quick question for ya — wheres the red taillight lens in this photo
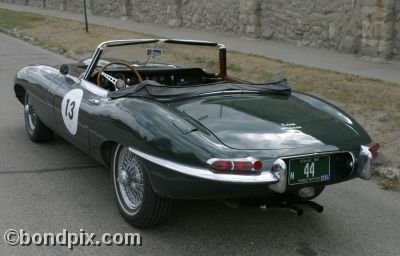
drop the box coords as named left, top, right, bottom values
left=253, top=160, right=263, bottom=171
left=233, top=161, right=253, bottom=171
left=211, top=160, right=233, bottom=172
left=208, top=158, right=262, bottom=172
left=369, top=143, right=380, bottom=158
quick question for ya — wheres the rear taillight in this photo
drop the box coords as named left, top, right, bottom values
left=253, top=160, right=263, bottom=171
left=232, top=161, right=253, bottom=171
left=207, top=158, right=263, bottom=173
left=368, top=143, right=380, bottom=158
left=210, top=160, right=233, bottom=172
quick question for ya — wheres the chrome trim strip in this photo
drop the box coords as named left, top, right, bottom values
left=196, top=90, right=265, bottom=97
left=83, top=38, right=221, bottom=80
left=128, top=147, right=278, bottom=184
left=83, top=47, right=102, bottom=80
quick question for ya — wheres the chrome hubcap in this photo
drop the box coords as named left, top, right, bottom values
left=117, top=147, right=144, bottom=210
left=118, top=170, right=129, bottom=186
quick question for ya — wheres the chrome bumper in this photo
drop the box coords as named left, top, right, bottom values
left=356, top=146, right=373, bottom=180
left=268, top=146, right=374, bottom=194
left=129, top=147, right=278, bottom=184
left=129, top=146, right=371, bottom=192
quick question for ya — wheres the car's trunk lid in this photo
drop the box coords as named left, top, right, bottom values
left=171, top=94, right=359, bottom=150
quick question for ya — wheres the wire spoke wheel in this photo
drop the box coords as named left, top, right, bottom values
left=24, top=94, right=37, bottom=132
left=116, top=147, right=145, bottom=210
left=112, top=145, right=172, bottom=227
left=23, top=92, right=53, bottom=142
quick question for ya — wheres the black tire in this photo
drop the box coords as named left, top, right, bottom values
left=24, top=93, right=53, bottom=142
left=112, top=144, right=172, bottom=228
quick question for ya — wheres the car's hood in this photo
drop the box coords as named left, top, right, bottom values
left=171, top=93, right=363, bottom=150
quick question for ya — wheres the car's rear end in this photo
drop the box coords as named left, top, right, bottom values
left=140, top=90, right=377, bottom=201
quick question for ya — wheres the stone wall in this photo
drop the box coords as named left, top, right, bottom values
left=2, top=0, right=29, bottom=4
left=90, top=0, right=125, bottom=17
left=128, top=0, right=167, bottom=24
left=89, top=0, right=168, bottom=23
left=27, top=0, right=44, bottom=7
left=361, top=0, right=397, bottom=59
left=180, top=0, right=240, bottom=32
left=48, top=0, right=83, bottom=12
left=259, top=0, right=364, bottom=54
left=1, top=0, right=400, bottom=60
left=394, top=0, right=400, bottom=57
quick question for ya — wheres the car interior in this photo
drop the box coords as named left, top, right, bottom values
left=91, top=67, right=223, bottom=91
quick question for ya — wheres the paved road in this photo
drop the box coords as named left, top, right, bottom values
left=0, top=33, right=399, bottom=256
left=1, top=2, right=400, bottom=84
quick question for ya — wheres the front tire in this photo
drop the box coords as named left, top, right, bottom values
left=24, top=92, right=53, bottom=142
left=112, top=145, right=172, bottom=228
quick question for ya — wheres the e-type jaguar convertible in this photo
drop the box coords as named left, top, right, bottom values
left=14, top=39, right=378, bottom=227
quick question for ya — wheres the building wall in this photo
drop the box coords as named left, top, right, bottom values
left=1, top=0, right=399, bottom=59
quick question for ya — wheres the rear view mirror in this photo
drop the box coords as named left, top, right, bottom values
left=59, top=64, right=69, bottom=75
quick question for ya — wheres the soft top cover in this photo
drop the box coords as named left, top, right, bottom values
left=109, top=77, right=291, bottom=102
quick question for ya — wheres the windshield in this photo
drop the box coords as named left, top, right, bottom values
left=100, top=41, right=220, bottom=74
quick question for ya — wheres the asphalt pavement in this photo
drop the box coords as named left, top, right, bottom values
left=0, top=33, right=400, bottom=256
left=0, top=2, right=400, bottom=84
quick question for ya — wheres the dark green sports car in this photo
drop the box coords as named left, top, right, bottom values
left=14, top=39, right=378, bottom=227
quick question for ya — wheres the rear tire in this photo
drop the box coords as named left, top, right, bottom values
left=112, top=145, right=172, bottom=228
left=24, top=92, right=53, bottom=142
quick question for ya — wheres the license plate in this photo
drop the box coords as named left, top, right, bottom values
left=288, top=156, right=330, bottom=185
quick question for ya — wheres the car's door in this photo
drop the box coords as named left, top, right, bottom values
left=51, top=75, right=104, bottom=153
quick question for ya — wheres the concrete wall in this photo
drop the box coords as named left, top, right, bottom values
left=1, top=0, right=400, bottom=60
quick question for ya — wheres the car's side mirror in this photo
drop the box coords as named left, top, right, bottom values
left=59, top=64, right=70, bottom=75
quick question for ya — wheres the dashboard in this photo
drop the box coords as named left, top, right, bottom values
left=94, top=67, right=221, bottom=90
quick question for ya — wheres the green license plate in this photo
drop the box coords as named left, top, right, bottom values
left=288, top=155, right=330, bottom=185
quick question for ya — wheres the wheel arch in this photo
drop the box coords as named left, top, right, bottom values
left=14, top=84, right=26, bottom=105
left=101, top=141, right=162, bottom=193
left=100, top=141, right=118, bottom=168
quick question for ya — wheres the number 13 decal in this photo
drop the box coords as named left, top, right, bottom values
left=65, top=99, right=76, bottom=120
left=61, top=89, right=83, bottom=135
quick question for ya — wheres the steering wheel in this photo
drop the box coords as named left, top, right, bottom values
left=96, top=61, right=143, bottom=90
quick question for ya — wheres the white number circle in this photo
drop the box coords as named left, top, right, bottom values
left=61, top=89, right=83, bottom=135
